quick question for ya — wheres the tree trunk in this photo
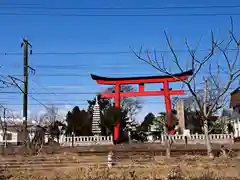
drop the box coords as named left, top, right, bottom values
left=203, top=119, right=214, bottom=158
left=164, top=126, right=171, bottom=157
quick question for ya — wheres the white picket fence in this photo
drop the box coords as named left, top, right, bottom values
left=60, top=136, right=113, bottom=146
left=233, top=118, right=240, bottom=137
left=58, top=133, right=234, bottom=146
left=155, top=134, right=234, bottom=144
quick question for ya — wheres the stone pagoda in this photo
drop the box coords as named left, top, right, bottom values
left=92, top=96, right=101, bottom=135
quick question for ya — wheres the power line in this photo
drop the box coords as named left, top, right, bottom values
left=0, top=88, right=236, bottom=95
left=31, top=80, right=73, bottom=106
left=0, top=48, right=237, bottom=56
left=0, top=3, right=41, bottom=6
left=0, top=97, right=88, bottom=101
left=0, top=97, right=182, bottom=103
left=27, top=95, right=74, bottom=123
left=0, top=91, right=97, bottom=95
left=0, top=102, right=175, bottom=106
left=0, top=65, right=186, bottom=69
left=0, top=12, right=240, bottom=17
left=0, top=97, right=182, bottom=105
left=4, top=64, right=240, bottom=70
left=29, top=94, right=50, bottom=108
left=3, top=100, right=240, bottom=106
left=1, top=5, right=240, bottom=10
left=18, top=74, right=158, bottom=77
left=25, top=89, right=73, bottom=122
left=9, top=73, right=234, bottom=77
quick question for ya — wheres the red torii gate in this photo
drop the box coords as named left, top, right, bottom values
left=91, top=70, right=193, bottom=143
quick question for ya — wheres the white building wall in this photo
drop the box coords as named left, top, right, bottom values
left=0, top=130, right=18, bottom=144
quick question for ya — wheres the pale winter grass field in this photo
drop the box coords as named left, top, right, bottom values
left=1, top=155, right=240, bottom=180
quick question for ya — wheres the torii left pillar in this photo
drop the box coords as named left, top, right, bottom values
left=114, top=84, right=121, bottom=142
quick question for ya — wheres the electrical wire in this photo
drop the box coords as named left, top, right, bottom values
left=0, top=97, right=88, bottom=101
left=1, top=48, right=235, bottom=56
left=0, top=12, right=240, bottom=17
left=6, top=74, right=210, bottom=77
left=1, top=4, right=240, bottom=10
left=8, top=73, right=235, bottom=77
left=0, top=87, right=237, bottom=95
left=31, top=80, right=74, bottom=106
left=2, top=101, right=165, bottom=105
left=3, top=100, right=240, bottom=106
left=3, top=64, right=240, bottom=70
left=0, top=91, right=97, bottom=95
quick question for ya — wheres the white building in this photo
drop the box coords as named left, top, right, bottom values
left=0, top=121, right=36, bottom=145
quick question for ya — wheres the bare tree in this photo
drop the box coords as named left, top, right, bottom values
left=105, top=85, right=142, bottom=118
left=30, top=106, right=64, bottom=154
left=41, top=105, right=66, bottom=143
left=41, top=105, right=58, bottom=124
left=132, top=18, right=240, bottom=157
left=30, top=113, right=48, bottom=154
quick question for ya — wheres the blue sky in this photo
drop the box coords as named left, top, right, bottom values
left=0, top=0, right=239, bottom=122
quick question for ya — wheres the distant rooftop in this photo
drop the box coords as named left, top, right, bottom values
left=231, top=87, right=240, bottom=95
left=230, top=87, right=240, bottom=108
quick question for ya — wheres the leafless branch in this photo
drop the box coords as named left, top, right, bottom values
left=214, top=95, right=229, bottom=111
left=164, top=31, right=184, bottom=72
left=208, top=64, right=220, bottom=89
left=185, top=40, right=196, bottom=69
left=208, top=126, right=214, bottom=133
left=217, top=41, right=233, bottom=71
left=229, top=17, right=240, bottom=46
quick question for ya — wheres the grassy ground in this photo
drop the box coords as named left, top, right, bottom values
left=1, top=156, right=240, bottom=180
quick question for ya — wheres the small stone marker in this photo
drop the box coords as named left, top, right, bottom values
left=108, top=151, right=113, bottom=168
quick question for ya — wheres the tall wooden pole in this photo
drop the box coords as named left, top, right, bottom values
left=23, top=40, right=29, bottom=145
left=203, top=78, right=207, bottom=117
left=203, top=77, right=213, bottom=157
left=3, top=108, right=6, bottom=148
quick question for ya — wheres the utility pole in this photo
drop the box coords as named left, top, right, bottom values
left=0, top=105, right=7, bottom=149
left=3, top=108, right=6, bottom=148
left=203, top=77, right=213, bottom=157
left=22, top=40, right=30, bottom=146
left=203, top=77, right=208, bottom=116
left=7, top=39, right=34, bottom=148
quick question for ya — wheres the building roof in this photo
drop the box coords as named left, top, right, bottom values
left=0, top=121, right=36, bottom=133
left=230, top=87, right=240, bottom=95
left=230, top=87, right=240, bottom=108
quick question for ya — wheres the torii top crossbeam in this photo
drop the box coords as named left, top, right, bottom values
left=90, top=70, right=193, bottom=143
left=91, top=70, right=193, bottom=85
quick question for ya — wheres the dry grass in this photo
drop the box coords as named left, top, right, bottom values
left=0, top=156, right=239, bottom=180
